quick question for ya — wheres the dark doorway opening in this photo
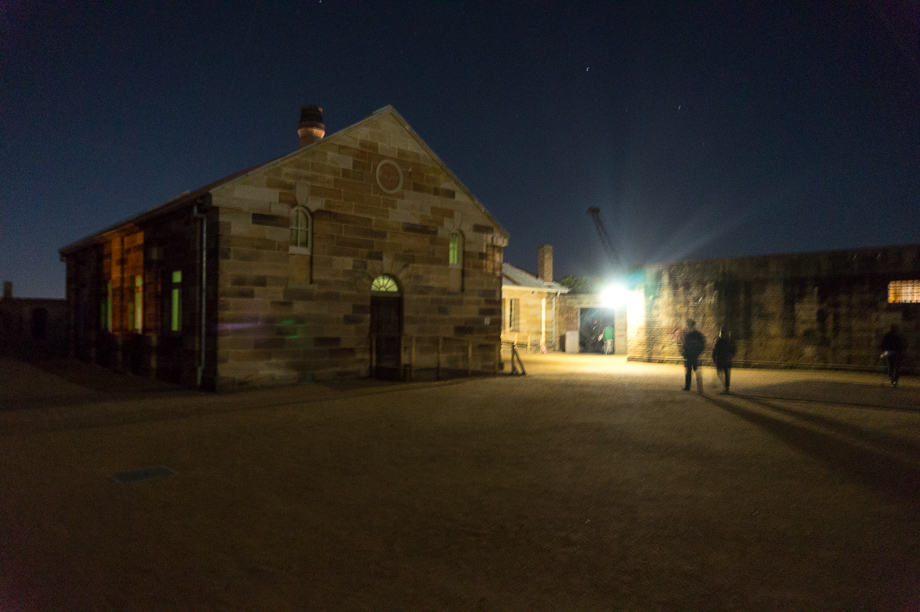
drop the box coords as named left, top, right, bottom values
left=370, top=274, right=403, bottom=380
left=371, top=296, right=402, bottom=379
left=579, top=307, right=614, bottom=354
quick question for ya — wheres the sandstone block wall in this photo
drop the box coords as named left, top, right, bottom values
left=630, top=245, right=920, bottom=372
left=210, top=110, right=505, bottom=388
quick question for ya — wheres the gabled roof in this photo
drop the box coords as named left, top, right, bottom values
left=61, top=105, right=507, bottom=254
left=502, top=262, right=569, bottom=293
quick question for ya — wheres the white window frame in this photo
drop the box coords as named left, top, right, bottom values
left=290, top=206, right=312, bottom=253
left=508, top=297, right=520, bottom=331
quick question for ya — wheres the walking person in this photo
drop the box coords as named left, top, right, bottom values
left=680, top=319, right=706, bottom=392
left=880, top=324, right=906, bottom=387
left=602, top=323, right=614, bottom=355
left=712, top=327, right=736, bottom=394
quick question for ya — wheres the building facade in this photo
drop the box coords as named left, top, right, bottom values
left=60, top=106, right=508, bottom=389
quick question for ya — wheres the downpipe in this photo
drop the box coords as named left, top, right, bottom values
left=192, top=197, right=210, bottom=388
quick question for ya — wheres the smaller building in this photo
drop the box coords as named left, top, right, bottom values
left=0, top=282, right=67, bottom=356
left=501, top=245, right=569, bottom=351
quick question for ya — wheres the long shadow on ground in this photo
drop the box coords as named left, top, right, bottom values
left=739, top=380, right=917, bottom=412
left=704, top=393, right=920, bottom=506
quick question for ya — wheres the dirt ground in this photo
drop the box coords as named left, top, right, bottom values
left=1, top=354, right=918, bottom=610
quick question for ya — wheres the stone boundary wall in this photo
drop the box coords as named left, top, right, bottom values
left=629, top=245, right=920, bottom=373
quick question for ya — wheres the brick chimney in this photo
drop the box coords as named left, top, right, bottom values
left=537, top=245, right=553, bottom=282
left=298, top=105, right=325, bottom=147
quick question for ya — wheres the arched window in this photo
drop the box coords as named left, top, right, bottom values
left=449, top=231, right=463, bottom=267
left=290, top=206, right=311, bottom=250
left=371, top=275, right=400, bottom=294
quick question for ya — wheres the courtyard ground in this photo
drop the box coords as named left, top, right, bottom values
left=0, top=353, right=918, bottom=610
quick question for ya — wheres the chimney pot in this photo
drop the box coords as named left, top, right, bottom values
left=298, top=105, right=325, bottom=147
left=537, top=245, right=553, bottom=283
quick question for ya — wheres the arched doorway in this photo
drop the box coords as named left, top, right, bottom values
left=370, top=275, right=402, bottom=379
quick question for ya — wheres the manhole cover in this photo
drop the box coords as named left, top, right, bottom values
left=111, top=466, right=175, bottom=483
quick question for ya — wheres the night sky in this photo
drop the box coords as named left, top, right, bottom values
left=2, top=2, right=918, bottom=298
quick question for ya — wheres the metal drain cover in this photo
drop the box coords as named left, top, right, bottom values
left=111, top=466, right=175, bottom=483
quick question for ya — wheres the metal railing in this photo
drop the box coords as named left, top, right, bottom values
left=370, top=334, right=505, bottom=381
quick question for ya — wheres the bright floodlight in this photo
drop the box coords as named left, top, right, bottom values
left=600, top=283, right=628, bottom=308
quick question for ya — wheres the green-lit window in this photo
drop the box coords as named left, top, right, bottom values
left=170, top=270, right=182, bottom=332
left=101, top=281, right=112, bottom=331
left=449, top=232, right=463, bottom=266
left=290, top=206, right=311, bottom=250
left=371, top=275, right=400, bottom=294
left=133, top=276, right=143, bottom=332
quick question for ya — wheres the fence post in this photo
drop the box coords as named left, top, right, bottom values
left=508, top=342, right=527, bottom=376
left=410, top=336, right=416, bottom=381
left=468, top=339, right=473, bottom=376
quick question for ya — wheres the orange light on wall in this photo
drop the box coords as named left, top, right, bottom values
left=888, top=280, right=920, bottom=304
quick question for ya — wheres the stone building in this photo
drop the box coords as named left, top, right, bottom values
left=0, top=282, right=67, bottom=356
left=60, top=106, right=508, bottom=389
left=501, top=245, right=569, bottom=351
left=625, top=245, right=920, bottom=373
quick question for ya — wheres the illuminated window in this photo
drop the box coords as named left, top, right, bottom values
left=290, top=206, right=311, bottom=250
left=100, top=281, right=112, bottom=331
left=888, top=280, right=920, bottom=304
left=132, top=276, right=143, bottom=332
left=170, top=270, right=182, bottom=332
left=449, top=232, right=463, bottom=266
left=507, top=297, right=520, bottom=331
left=371, top=275, right=400, bottom=294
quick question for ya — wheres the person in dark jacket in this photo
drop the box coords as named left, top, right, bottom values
left=880, top=324, right=907, bottom=387
left=712, top=327, right=736, bottom=394
left=681, top=319, right=706, bottom=392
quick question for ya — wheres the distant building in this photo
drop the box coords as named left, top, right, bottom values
left=501, top=245, right=569, bottom=352
left=0, top=282, right=67, bottom=356
left=60, top=106, right=508, bottom=389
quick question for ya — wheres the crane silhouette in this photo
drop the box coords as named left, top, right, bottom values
left=587, top=207, right=622, bottom=271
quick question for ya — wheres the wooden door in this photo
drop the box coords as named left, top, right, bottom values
left=371, top=295, right=402, bottom=379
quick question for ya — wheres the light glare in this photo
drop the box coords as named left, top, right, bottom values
left=600, top=283, right=629, bottom=308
